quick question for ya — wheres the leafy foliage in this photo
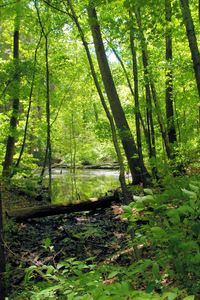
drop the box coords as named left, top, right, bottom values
left=123, top=176, right=200, bottom=295
left=7, top=176, right=200, bottom=299
left=9, top=257, right=194, bottom=300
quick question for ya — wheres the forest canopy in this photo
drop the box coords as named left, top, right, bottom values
left=0, top=0, right=199, bottom=183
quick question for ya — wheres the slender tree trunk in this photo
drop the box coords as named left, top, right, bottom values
left=180, top=0, right=200, bottom=98
left=131, top=9, right=157, bottom=177
left=0, top=185, right=5, bottom=300
left=40, top=144, right=48, bottom=179
left=2, top=0, right=20, bottom=177
left=109, top=44, right=149, bottom=146
left=130, top=19, right=147, bottom=186
left=35, top=0, right=52, bottom=197
left=135, top=7, right=172, bottom=160
left=70, top=112, right=78, bottom=200
left=87, top=4, right=149, bottom=184
left=144, top=79, right=157, bottom=177
left=165, top=0, right=177, bottom=144
left=67, top=0, right=129, bottom=201
left=93, top=103, right=99, bottom=122
left=14, top=33, right=42, bottom=171
left=45, top=35, right=52, bottom=198
left=199, top=0, right=200, bottom=22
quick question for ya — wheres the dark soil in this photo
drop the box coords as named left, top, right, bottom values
left=5, top=203, right=129, bottom=293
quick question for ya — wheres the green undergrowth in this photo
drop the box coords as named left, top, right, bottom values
left=8, top=175, right=200, bottom=300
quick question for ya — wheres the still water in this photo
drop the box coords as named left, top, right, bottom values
left=51, top=168, right=120, bottom=204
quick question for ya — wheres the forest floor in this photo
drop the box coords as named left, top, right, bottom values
left=4, top=188, right=131, bottom=295
left=3, top=166, right=200, bottom=299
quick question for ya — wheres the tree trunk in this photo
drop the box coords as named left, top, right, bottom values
left=45, top=35, right=52, bottom=198
left=67, top=0, right=129, bottom=203
left=14, top=33, right=42, bottom=172
left=87, top=4, right=149, bottom=184
left=7, top=194, right=120, bottom=221
left=165, top=0, right=177, bottom=144
left=2, top=1, right=20, bottom=177
left=35, top=0, right=52, bottom=198
left=180, top=0, right=200, bottom=98
left=130, top=19, right=148, bottom=186
left=135, top=7, right=172, bottom=160
left=0, top=185, right=6, bottom=300
left=131, top=8, right=157, bottom=177
left=108, top=43, right=149, bottom=151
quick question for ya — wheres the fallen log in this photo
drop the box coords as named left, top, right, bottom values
left=6, top=193, right=120, bottom=222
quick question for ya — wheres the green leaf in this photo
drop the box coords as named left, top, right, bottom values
left=107, top=271, right=119, bottom=279
left=134, top=195, right=154, bottom=205
left=42, top=238, right=52, bottom=249
left=133, top=195, right=144, bottom=202
left=167, top=209, right=180, bottom=224
left=146, top=282, right=156, bottom=293
left=142, top=195, right=155, bottom=202
left=151, top=227, right=167, bottom=239
left=161, top=291, right=178, bottom=300
left=177, top=205, right=194, bottom=215
left=189, top=184, right=199, bottom=193
left=123, top=205, right=132, bottom=213
left=190, top=253, right=200, bottom=264
left=181, top=189, right=197, bottom=201
left=183, top=296, right=195, bottom=300
left=143, top=188, right=154, bottom=195
left=152, top=262, right=160, bottom=279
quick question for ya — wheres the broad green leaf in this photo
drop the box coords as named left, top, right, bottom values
left=189, top=184, right=199, bottom=193
left=107, top=271, right=119, bottom=279
left=181, top=189, right=197, bottom=201
left=133, top=195, right=144, bottom=202
left=183, top=296, right=195, bottom=300
left=143, top=188, right=154, bottom=195
left=161, top=291, right=178, bottom=300
left=123, top=205, right=133, bottom=213
left=134, top=195, right=154, bottom=204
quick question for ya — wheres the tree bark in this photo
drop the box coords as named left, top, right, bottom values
left=131, top=8, right=157, bottom=177
left=180, top=0, right=200, bottom=98
left=87, top=4, right=149, bottom=184
left=129, top=18, right=148, bottom=186
left=14, top=33, right=42, bottom=171
left=108, top=43, right=149, bottom=150
left=135, top=7, right=172, bottom=160
left=165, top=0, right=177, bottom=144
left=7, top=194, right=120, bottom=221
left=2, top=0, right=20, bottom=177
left=35, top=0, right=52, bottom=198
left=67, top=0, right=129, bottom=202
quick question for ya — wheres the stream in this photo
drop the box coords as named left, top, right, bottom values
left=51, top=168, right=122, bottom=204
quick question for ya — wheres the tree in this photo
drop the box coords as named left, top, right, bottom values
left=165, top=0, right=177, bottom=145
left=129, top=13, right=147, bottom=185
left=35, top=0, right=52, bottom=198
left=2, top=0, right=21, bottom=177
left=134, top=6, right=172, bottom=160
left=180, top=0, right=200, bottom=98
left=87, top=2, right=149, bottom=185
left=66, top=0, right=129, bottom=201
left=14, top=33, right=42, bottom=172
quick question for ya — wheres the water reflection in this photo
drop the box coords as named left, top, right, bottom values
left=51, top=168, right=120, bottom=204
